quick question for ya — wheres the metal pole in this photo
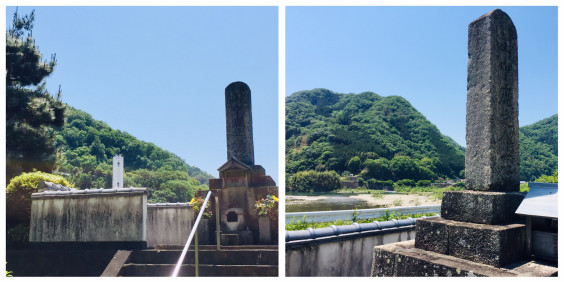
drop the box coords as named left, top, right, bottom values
left=171, top=191, right=212, bottom=277
left=195, top=231, right=199, bottom=277
left=215, top=195, right=220, bottom=250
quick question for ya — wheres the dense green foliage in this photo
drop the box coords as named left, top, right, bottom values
left=287, top=170, right=341, bottom=192
left=6, top=171, right=73, bottom=247
left=286, top=89, right=558, bottom=188
left=534, top=170, right=558, bottom=183
left=54, top=107, right=213, bottom=203
left=286, top=89, right=465, bottom=188
left=519, top=114, right=558, bottom=181
left=6, top=9, right=66, bottom=181
left=6, top=171, right=73, bottom=226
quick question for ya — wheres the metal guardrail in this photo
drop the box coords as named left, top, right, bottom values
left=171, top=190, right=212, bottom=277
left=285, top=205, right=441, bottom=224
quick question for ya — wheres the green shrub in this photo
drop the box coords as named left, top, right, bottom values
left=6, top=171, right=73, bottom=226
left=395, top=179, right=415, bottom=188
left=287, top=170, right=341, bottom=192
left=416, top=180, right=432, bottom=187
left=6, top=224, right=30, bottom=248
left=370, top=190, right=384, bottom=199
left=535, top=170, right=558, bottom=183
left=520, top=183, right=530, bottom=193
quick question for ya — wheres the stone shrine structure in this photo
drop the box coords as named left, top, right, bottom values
left=371, top=10, right=556, bottom=277
left=197, top=81, right=278, bottom=245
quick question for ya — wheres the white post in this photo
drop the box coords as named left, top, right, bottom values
left=113, top=154, right=124, bottom=188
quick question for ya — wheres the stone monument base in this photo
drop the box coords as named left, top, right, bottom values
left=441, top=190, right=525, bottom=224
left=371, top=240, right=557, bottom=277
left=415, top=217, right=526, bottom=267
left=221, top=231, right=253, bottom=245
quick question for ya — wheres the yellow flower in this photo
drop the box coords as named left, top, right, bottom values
left=272, top=195, right=278, bottom=202
left=189, top=198, right=196, bottom=205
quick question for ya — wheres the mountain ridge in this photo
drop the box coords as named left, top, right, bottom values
left=54, top=105, right=213, bottom=202
left=286, top=88, right=557, bottom=182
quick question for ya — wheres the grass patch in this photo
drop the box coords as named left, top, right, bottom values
left=370, top=190, right=384, bottom=199
left=392, top=199, right=403, bottom=206
left=285, top=210, right=437, bottom=231
left=332, top=187, right=371, bottom=193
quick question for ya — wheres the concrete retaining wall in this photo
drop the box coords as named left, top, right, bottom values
left=146, top=203, right=194, bottom=247
left=286, top=217, right=435, bottom=276
left=29, top=188, right=147, bottom=243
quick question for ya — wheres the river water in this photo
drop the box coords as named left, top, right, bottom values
left=285, top=192, right=387, bottom=212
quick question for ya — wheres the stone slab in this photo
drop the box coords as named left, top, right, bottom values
left=371, top=240, right=557, bottom=277
left=101, top=250, right=132, bottom=277
left=415, top=217, right=526, bottom=267
left=441, top=190, right=525, bottom=224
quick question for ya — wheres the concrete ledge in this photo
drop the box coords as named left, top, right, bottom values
left=147, top=202, right=192, bottom=207
left=372, top=240, right=557, bottom=277
left=415, top=217, right=526, bottom=267
left=31, top=187, right=148, bottom=199
left=441, top=190, right=525, bottom=224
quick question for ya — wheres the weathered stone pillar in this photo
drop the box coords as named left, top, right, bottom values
left=409, top=9, right=526, bottom=271
left=441, top=9, right=524, bottom=225
left=465, top=9, right=520, bottom=192
left=372, top=10, right=556, bottom=276
left=225, top=81, right=255, bottom=166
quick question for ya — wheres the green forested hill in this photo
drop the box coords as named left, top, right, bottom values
left=519, top=114, right=558, bottom=181
left=286, top=89, right=466, bottom=182
left=54, top=106, right=213, bottom=202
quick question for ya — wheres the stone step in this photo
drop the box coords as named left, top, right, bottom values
left=372, top=240, right=557, bottom=277
left=119, top=263, right=278, bottom=276
left=104, top=245, right=279, bottom=277
left=153, top=244, right=278, bottom=250
left=128, top=249, right=278, bottom=265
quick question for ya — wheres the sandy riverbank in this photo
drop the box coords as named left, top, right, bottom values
left=286, top=193, right=441, bottom=208
left=350, top=193, right=441, bottom=207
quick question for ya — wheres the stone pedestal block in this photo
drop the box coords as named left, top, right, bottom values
left=441, top=190, right=525, bottom=224
left=415, top=217, right=526, bottom=267
left=259, top=217, right=271, bottom=244
left=196, top=219, right=212, bottom=244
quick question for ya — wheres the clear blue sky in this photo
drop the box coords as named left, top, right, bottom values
left=5, top=6, right=279, bottom=182
left=286, top=6, right=558, bottom=147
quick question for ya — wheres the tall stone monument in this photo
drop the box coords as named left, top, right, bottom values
left=371, top=10, right=555, bottom=276
left=465, top=9, right=520, bottom=192
left=197, top=81, right=278, bottom=245
left=225, top=81, right=255, bottom=166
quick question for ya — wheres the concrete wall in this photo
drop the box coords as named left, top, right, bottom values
left=29, top=188, right=147, bottom=242
left=285, top=219, right=423, bottom=276
left=146, top=203, right=194, bottom=248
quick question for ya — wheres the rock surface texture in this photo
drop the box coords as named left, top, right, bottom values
left=465, top=9, right=519, bottom=192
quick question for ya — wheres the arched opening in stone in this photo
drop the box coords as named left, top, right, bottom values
left=226, top=211, right=238, bottom=222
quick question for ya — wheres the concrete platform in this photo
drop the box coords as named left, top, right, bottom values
left=371, top=240, right=557, bottom=277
